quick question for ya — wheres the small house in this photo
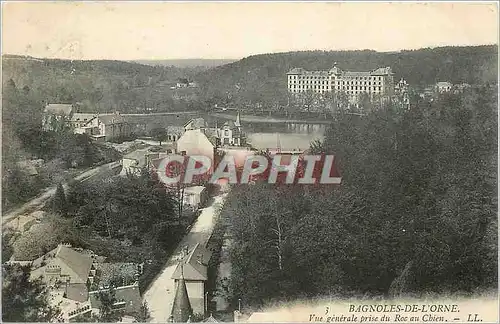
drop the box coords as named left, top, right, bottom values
left=30, top=244, right=96, bottom=302
left=219, top=112, right=244, bottom=147
left=72, top=112, right=132, bottom=142
left=184, top=118, right=208, bottom=132
left=171, top=243, right=212, bottom=315
left=183, top=186, right=208, bottom=210
left=436, top=81, right=453, bottom=93
left=120, top=149, right=160, bottom=176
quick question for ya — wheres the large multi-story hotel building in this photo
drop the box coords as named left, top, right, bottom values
left=286, top=63, right=395, bottom=103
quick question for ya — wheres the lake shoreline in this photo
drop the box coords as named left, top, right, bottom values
left=208, top=112, right=333, bottom=124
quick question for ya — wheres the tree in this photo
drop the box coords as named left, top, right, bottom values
left=133, top=301, right=151, bottom=322
left=12, top=214, right=82, bottom=261
left=222, top=85, right=497, bottom=307
left=94, top=286, right=124, bottom=322
left=71, top=169, right=177, bottom=248
left=2, top=231, right=16, bottom=261
left=52, top=182, right=68, bottom=217
left=2, top=264, right=62, bottom=322
left=65, top=286, right=125, bottom=322
left=150, top=127, right=169, bottom=145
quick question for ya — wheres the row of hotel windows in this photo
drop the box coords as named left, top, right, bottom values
left=289, top=75, right=328, bottom=79
left=289, top=80, right=383, bottom=86
left=289, top=75, right=384, bottom=81
left=289, top=90, right=384, bottom=97
left=289, top=85, right=383, bottom=91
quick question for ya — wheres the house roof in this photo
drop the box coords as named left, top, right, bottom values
left=172, top=262, right=207, bottom=281
left=150, top=157, right=163, bottom=170
left=55, top=245, right=94, bottom=284
left=177, top=129, right=216, bottom=149
left=89, top=283, right=142, bottom=315
left=71, top=113, right=97, bottom=122
left=436, top=81, right=453, bottom=87
left=203, top=314, right=219, bottom=322
left=184, top=118, right=207, bottom=129
left=44, top=104, right=73, bottom=116
left=123, top=148, right=157, bottom=168
left=172, top=243, right=212, bottom=281
left=66, top=283, right=89, bottom=302
left=184, top=186, right=206, bottom=196
left=30, top=244, right=93, bottom=285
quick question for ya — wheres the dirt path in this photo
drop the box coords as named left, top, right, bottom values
left=2, top=161, right=120, bottom=227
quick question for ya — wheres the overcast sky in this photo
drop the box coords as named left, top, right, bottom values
left=2, top=2, right=498, bottom=60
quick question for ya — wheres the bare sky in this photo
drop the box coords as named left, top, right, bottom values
left=2, top=2, right=498, bottom=60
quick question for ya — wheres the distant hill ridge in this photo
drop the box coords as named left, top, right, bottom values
left=132, top=58, right=237, bottom=68
left=194, top=45, right=498, bottom=104
left=1, top=53, right=209, bottom=114
left=2, top=45, right=497, bottom=113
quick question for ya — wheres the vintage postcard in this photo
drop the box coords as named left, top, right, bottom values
left=1, top=1, right=498, bottom=323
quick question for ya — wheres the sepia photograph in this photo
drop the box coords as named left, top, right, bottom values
left=1, top=1, right=498, bottom=323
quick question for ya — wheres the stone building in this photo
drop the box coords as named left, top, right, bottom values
left=287, top=63, right=395, bottom=104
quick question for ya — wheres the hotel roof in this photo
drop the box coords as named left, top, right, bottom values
left=287, top=65, right=393, bottom=76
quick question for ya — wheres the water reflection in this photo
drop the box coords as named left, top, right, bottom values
left=247, top=133, right=323, bottom=151
left=206, top=115, right=326, bottom=151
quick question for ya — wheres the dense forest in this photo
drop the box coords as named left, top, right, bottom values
left=221, top=84, right=497, bottom=308
left=3, top=46, right=497, bottom=116
left=132, top=58, right=236, bottom=68
left=196, top=45, right=498, bottom=108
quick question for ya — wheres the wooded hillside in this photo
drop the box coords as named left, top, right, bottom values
left=195, top=45, right=498, bottom=108
left=222, top=85, right=498, bottom=307
left=2, top=55, right=205, bottom=113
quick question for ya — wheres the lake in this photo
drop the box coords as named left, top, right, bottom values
left=206, top=116, right=327, bottom=151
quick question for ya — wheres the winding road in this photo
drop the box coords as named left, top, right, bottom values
left=2, top=160, right=121, bottom=227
